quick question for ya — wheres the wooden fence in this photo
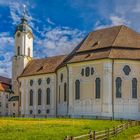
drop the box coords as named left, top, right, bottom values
left=64, top=121, right=140, bottom=140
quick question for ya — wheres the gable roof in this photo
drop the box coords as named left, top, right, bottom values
left=20, top=55, right=66, bottom=77
left=0, top=76, right=11, bottom=85
left=0, top=76, right=12, bottom=92
left=62, top=25, right=140, bottom=64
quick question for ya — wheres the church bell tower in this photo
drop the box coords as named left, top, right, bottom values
left=12, top=8, right=33, bottom=95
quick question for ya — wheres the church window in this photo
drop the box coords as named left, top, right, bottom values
left=30, top=80, right=33, bottom=86
left=116, top=77, right=122, bottom=98
left=123, top=65, right=131, bottom=76
left=46, top=88, right=50, bottom=105
left=46, top=78, right=50, bottom=84
left=95, top=78, right=101, bottom=99
left=17, top=46, right=20, bottom=55
left=38, top=79, right=42, bottom=85
left=38, top=110, right=41, bottom=114
left=61, top=73, right=63, bottom=82
left=28, top=48, right=30, bottom=57
left=59, top=85, right=60, bottom=103
left=30, top=110, right=33, bottom=114
left=29, top=89, right=33, bottom=106
left=85, top=67, right=90, bottom=77
left=46, top=109, right=50, bottom=114
left=64, top=83, right=67, bottom=102
left=17, top=32, right=20, bottom=37
left=13, top=103, right=15, bottom=107
left=38, top=89, right=42, bottom=105
left=91, top=67, right=94, bottom=75
left=132, top=78, right=137, bottom=99
left=75, top=80, right=80, bottom=100
left=81, top=68, right=84, bottom=76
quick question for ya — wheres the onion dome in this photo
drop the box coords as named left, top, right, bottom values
left=15, top=15, right=32, bottom=34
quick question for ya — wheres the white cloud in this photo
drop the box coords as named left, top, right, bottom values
left=47, top=18, right=55, bottom=25
left=0, top=32, right=14, bottom=78
left=110, top=15, right=130, bottom=26
left=35, top=26, right=85, bottom=57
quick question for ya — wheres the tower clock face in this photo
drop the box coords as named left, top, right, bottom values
left=17, top=32, right=20, bottom=37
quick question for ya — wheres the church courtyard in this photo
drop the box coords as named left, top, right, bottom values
left=0, top=118, right=139, bottom=140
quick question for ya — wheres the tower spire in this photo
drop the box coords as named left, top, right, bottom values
left=21, top=4, right=27, bottom=24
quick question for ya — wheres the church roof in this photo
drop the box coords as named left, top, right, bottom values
left=62, top=25, right=140, bottom=64
left=0, top=76, right=12, bottom=92
left=20, top=55, right=66, bottom=77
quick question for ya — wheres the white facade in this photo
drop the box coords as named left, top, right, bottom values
left=0, top=91, right=9, bottom=116
left=11, top=17, right=140, bottom=120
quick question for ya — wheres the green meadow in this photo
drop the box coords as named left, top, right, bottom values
left=0, top=118, right=138, bottom=140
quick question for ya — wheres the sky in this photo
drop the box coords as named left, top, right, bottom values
left=0, top=0, right=140, bottom=78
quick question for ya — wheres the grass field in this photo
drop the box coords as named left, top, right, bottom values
left=0, top=118, right=138, bottom=140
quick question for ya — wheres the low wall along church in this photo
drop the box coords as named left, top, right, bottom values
left=2, top=13, right=140, bottom=120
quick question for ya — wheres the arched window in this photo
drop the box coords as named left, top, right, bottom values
left=95, top=78, right=101, bottom=99
left=28, top=48, right=30, bottom=57
left=64, top=83, right=67, bottom=102
left=116, top=77, right=122, bottom=98
left=46, top=88, right=50, bottom=105
left=29, top=89, right=33, bottom=106
left=38, top=89, right=42, bottom=105
left=38, top=78, right=42, bottom=85
left=75, top=80, right=80, bottom=100
left=132, top=78, right=137, bottom=98
left=30, top=80, right=33, bottom=86
left=46, top=78, right=50, bottom=84
left=17, top=46, right=20, bottom=55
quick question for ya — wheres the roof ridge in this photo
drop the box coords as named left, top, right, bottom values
left=108, top=25, right=123, bottom=58
left=112, top=25, right=123, bottom=46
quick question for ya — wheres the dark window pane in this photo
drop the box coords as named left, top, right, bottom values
left=132, top=78, right=137, bottom=98
left=17, top=46, right=20, bottom=55
left=81, top=68, right=84, bottom=76
left=123, top=65, right=131, bottom=75
left=116, top=77, right=122, bottom=98
left=46, top=78, right=50, bottom=84
left=85, top=67, right=90, bottom=77
left=38, top=110, right=41, bottom=114
left=30, top=80, right=33, bottom=86
left=75, top=80, right=80, bottom=100
left=38, top=79, right=42, bottom=85
left=64, top=83, right=67, bottom=102
left=61, top=73, right=63, bottom=82
left=59, top=85, right=60, bottom=103
left=29, top=89, right=33, bottom=106
left=91, top=67, right=94, bottom=75
left=30, top=110, right=33, bottom=114
left=28, top=48, right=30, bottom=57
left=46, top=88, right=50, bottom=105
left=95, top=78, right=101, bottom=99
left=38, top=89, right=42, bottom=105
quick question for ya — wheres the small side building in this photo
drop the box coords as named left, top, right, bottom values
left=0, top=76, right=12, bottom=116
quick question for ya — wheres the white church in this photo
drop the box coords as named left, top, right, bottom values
left=3, top=12, right=140, bottom=120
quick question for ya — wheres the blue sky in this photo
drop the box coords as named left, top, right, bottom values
left=0, top=0, right=140, bottom=77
